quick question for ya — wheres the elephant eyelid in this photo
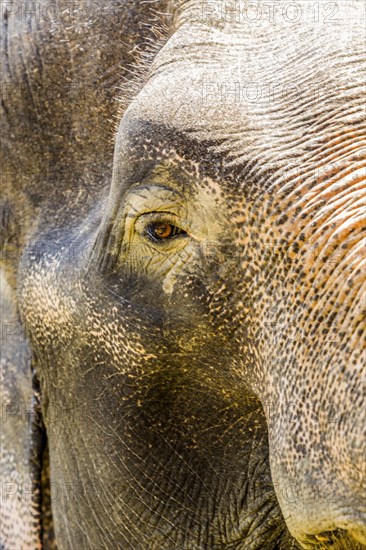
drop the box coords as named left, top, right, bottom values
left=133, top=211, right=191, bottom=246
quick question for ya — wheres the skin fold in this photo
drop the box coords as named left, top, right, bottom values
left=1, top=1, right=365, bottom=548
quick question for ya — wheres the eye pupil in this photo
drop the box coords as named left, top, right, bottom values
left=154, top=223, right=173, bottom=239
left=146, top=221, right=186, bottom=242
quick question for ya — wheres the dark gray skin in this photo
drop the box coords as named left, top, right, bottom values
left=1, top=0, right=365, bottom=548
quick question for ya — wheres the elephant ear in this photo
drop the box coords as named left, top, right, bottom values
left=0, top=273, right=49, bottom=549
left=0, top=2, right=173, bottom=547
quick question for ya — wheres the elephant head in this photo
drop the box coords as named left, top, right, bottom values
left=1, top=1, right=365, bottom=548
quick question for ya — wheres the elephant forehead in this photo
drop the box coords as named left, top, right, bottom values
left=124, top=18, right=363, bottom=157
left=128, top=25, right=284, bottom=142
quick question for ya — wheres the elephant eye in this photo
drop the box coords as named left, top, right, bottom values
left=145, top=221, right=187, bottom=242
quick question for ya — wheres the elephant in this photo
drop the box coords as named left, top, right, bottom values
left=1, top=0, right=365, bottom=548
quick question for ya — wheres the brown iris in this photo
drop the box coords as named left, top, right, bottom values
left=153, top=223, right=173, bottom=239
left=146, top=221, right=186, bottom=241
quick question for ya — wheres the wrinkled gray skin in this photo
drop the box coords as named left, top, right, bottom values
left=1, top=0, right=365, bottom=548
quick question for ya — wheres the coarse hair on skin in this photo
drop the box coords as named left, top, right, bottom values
left=113, top=1, right=175, bottom=140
